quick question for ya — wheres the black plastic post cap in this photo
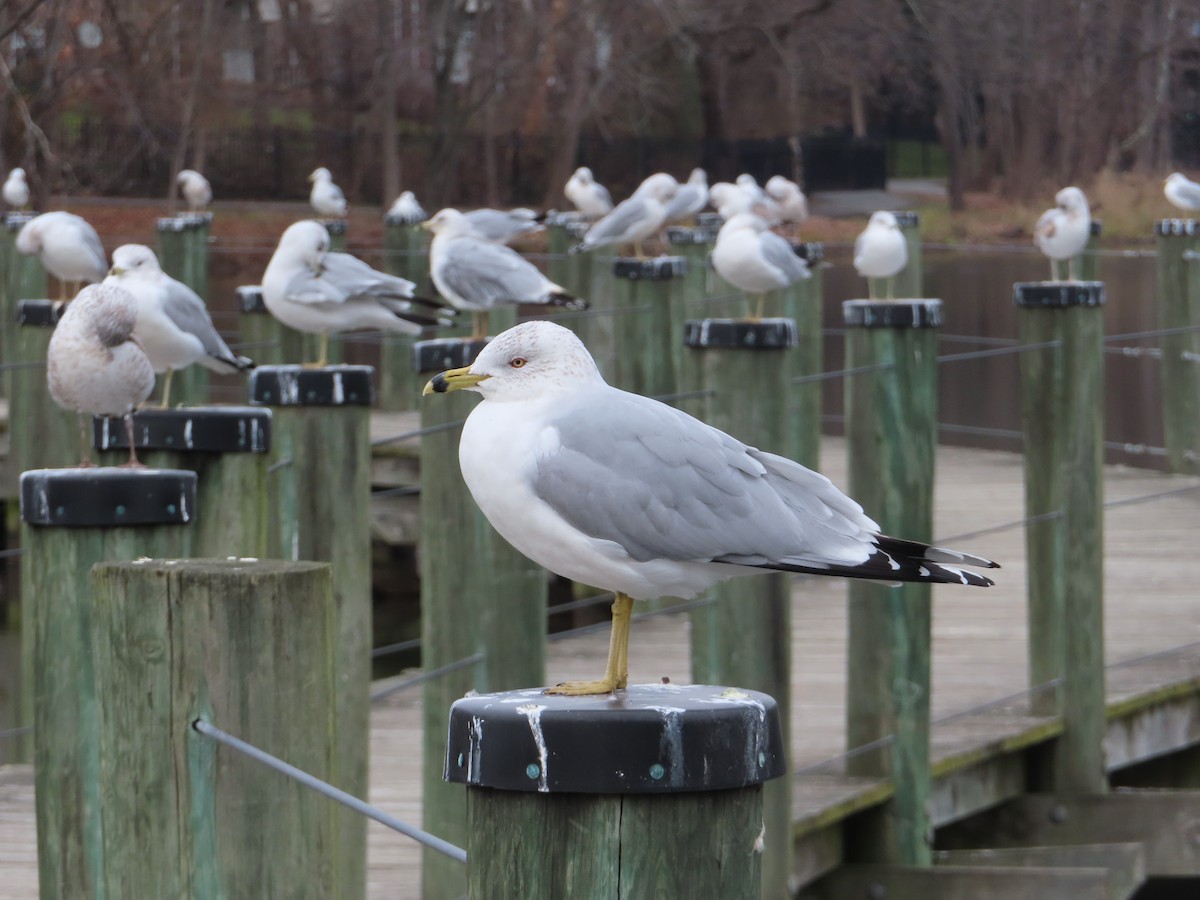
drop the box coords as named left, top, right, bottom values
left=20, top=467, right=197, bottom=527
left=93, top=406, right=271, bottom=453
left=1155, top=219, right=1200, bottom=237
left=793, top=242, right=824, bottom=264
left=322, top=219, right=348, bottom=235
left=445, top=683, right=786, bottom=794
left=412, top=337, right=490, bottom=373
left=16, top=300, right=63, bottom=327
left=5, top=212, right=35, bottom=232
left=236, top=285, right=268, bottom=314
left=889, top=211, right=921, bottom=228
left=155, top=213, right=212, bottom=232
left=665, top=226, right=720, bottom=246
left=1013, top=282, right=1105, bottom=309
left=612, top=257, right=688, bottom=281
left=683, top=318, right=798, bottom=350
left=843, top=299, right=943, bottom=328
left=249, top=366, right=374, bottom=407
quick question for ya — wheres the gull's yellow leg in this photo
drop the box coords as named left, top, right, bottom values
left=754, top=293, right=766, bottom=320
left=160, top=369, right=175, bottom=408
left=886, top=276, right=895, bottom=300
left=633, top=241, right=645, bottom=260
left=304, top=334, right=330, bottom=369
left=867, top=278, right=877, bottom=301
left=546, top=593, right=634, bottom=695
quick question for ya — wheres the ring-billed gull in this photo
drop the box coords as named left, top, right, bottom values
left=15, top=211, right=107, bottom=299
left=663, top=168, right=709, bottom=224
left=712, top=212, right=810, bottom=318
left=105, top=244, right=253, bottom=406
left=853, top=211, right=908, bottom=299
left=564, top=166, right=613, bottom=218
left=3, top=167, right=29, bottom=210
left=1034, top=186, right=1091, bottom=281
left=308, top=167, right=348, bottom=218
left=1164, top=172, right=1200, bottom=214
left=765, top=175, right=808, bottom=226
left=47, top=283, right=155, bottom=466
left=425, top=208, right=586, bottom=339
left=463, top=207, right=544, bottom=244
left=387, top=190, right=427, bottom=223
left=571, top=173, right=678, bottom=258
left=176, top=169, right=212, bottom=212
left=709, top=180, right=781, bottom=223
left=424, top=321, right=997, bottom=694
left=263, top=220, right=453, bottom=366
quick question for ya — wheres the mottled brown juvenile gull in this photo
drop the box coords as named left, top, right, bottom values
left=47, top=283, right=154, bottom=466
left=424, top=321, right=997, bottom=694
left=15, top=211, right=107, bottom=299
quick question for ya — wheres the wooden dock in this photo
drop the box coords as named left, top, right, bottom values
left=2, top=434, right=1199, bottom=898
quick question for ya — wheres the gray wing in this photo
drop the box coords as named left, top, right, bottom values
left=1174, top=179, right=1200, bottom=209
left=595, top=184, right=613, bottom=209
left=79, top=222, right=107, bottom=281
left=438, top=237, right=553, bottom=308
left=582, top=198, right=650, bottom=245
left=664, top=185, right=706, bottom=220
left=315, top=251, right=417, bottom=302
left=159, top=277, right=249, bottom=370
left=759, top=232, right=811, bottom=282
left=464, top=209, right=542, bottom=243
left=532, top=388, right=877, bottom=566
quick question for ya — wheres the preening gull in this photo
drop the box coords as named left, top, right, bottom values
left=1164, top=172, right=1200, bottom=214
left=463, top=207, right=544, bottom=244
left=853, top=211, right=908, bottom=300
left=47, top=283, right=155, bottom=466
left=425, top=208, right=586, bottom=339
left=262, top=220, right=453, bottom=366
left=176, top=169, right=212, bottom=212
left=3, top=167, right=29, bottom=210
left=765, top=175, right=808, bottom=225
left=387, top=190, right=427, bottom=223
left=1033, top=186, right=1091, bottom=281
left=308, top=167, right=348, bottom=218
left=709, top=180, right=780, bottom=223
left=15, top=211, right=107, bottom=299
left=564, top=166, right=613, bottom=218
left=711, top=213, right=810, bottom=318
left=663, top=168, right=709, bottom=224
left=105, top=244, right=253, bottom=406
left=424, top=321, right=997, bottom=694
left=571, top=173, right=677, bottom=258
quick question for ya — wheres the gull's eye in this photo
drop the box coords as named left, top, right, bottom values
left=510, top=357, right=527, bottom=368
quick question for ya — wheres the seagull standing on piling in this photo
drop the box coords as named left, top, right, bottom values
left=176, top=169, right=212, bottom=213
left=15, top=211, right=108, bottom=300
left=571, top=173, right=678, bottom=258
left=105, top=244, right=253, bottom=407
left=425, top=208, right=586, bottom=340
left=765, top=175, right=809, bottom=227
left=853, top=211, right=908, bottom=300
left=3, top=168, right=29, bottom=210
left=262, top=220, right=454, bottom=367
left=423, top=321, right=998, bottom=695
left=564, top=167, right=614, bottom=218
left=712, top=212, right=810, bottom=318
left=663, top=168, right=709, bottom=225
left=308, top=167, right=348, bottom=218
left=1033, top=186, right=1091, bottom=281
left=47, top=283, right=155, bottom=467
left=387, top=190, right=427, bottom=223
left=1164, top=173, right=1200, bottom=214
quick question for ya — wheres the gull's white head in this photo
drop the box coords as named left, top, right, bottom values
left=868, top=211, right=900, bottom=230
left=277, top=220, right=331, bottom=268
left=10, top=168, right=25, bottom=180
left=424, top=321, right=603, bottom=402
left=177, top=169, right=200, bottom=184
left=1055, top=186, right=1088, bottom=214
left=308, top=167, right=332, bottom=183
left=572, top=167, right=594, bottom=184
left=720, top=212, right=771, bottom=235
left=633, top=172, right=679, bottom=201
left=736, top=174, right=760, bottom=190
left=687, top=168, right=707, bottom=186
left=423, top=208, right=474, bottom=237
left=109, top=244, right=162, bottom=277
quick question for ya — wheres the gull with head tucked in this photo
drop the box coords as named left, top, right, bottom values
left=1033, top=186, right=1091, bottom=281
left=15, top=211, right=107, bottom=300
left=564, top=166, right=613, bottom=218
left=176, top=169, right=212, bottom=213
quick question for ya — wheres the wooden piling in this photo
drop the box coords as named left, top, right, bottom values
left=1015, top=281, right=1107, bottom=793
left=445, top=684, right=786, bottom=900
left=236, top=285, right=314, bottom=368
left=1, top=213, right=38, bottom=396
left=19, top=467, right=196, bottom=899
left=889, top=211, right=923, bottom=300
left=414, top=337, right=548, bottom=900
left=684, top=318, right=797, bottom=899
left=1154, top=219, right=1200, bottom=474
left=250, top=365, right=373, bottom=897
left=780, top=242, right=825, bottom=467
left=93, top=406, right=271, bottom=557
left=156, top=213, right=214, bottom=405
left=324, top=218, right=348, bottom=252
left=666, top=225, right=721, bottom=313
left=379, top=216, right=430, bottom=411
left=610, top=256, right=688, bottom=398
left=89, top=559, right=337, bottom=898
left=843, top=298, right=942, bottom=866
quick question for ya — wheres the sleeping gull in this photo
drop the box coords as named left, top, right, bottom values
left=308, top=167, right=348, bottom=218
left=1164, top=172, right=1200, bottom=214
left=47, top=283, right=155, bottom=466
left=176, top=169, right=212, bottom=212
left=853, top=211, right=908, bottom=299
left=15, top=211, right=107, bottom=299
left=1033, top=186, right=1091, bottom=281
left=712, top=212, right=810, bottom=318
left=571, top=173, right=677, bottom=258
left=387, top=190, right=427, bottom=223
left=463, top=207, right=544, bottom=244
left=564, top=166, right=613, bottom=218
left=765, top=175, right=808, bottom=226
left=425, top=207, right=586, bottom=339
left=262, top=220, right=453, bottom=367
left=424, top=321, right=997, bottom=695
left=663, top=168, right=709, bottom=224
left=3, top=167, right=29, bottom=210
left=105, top=244, right=253, bottom=406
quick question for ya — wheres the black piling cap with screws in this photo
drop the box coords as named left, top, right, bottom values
left=93, top=407, right=272, bottom=454
left=20, top=468, right=197, bottom=528
left=250, top=366, right=374, bottom=407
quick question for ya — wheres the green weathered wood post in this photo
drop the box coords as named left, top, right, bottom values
left=610, top=257, right=688, bottom=398
left=445, top=684, right=787, bottom=900
left=236, top=285, right=307, bottom=367
left=667, top=224, right=722, bottom=312
left=889, top=211, right=923, bottom=300
left=20, top=467, right=196, bottom=899
left=414, top=337, right=548, bottom=900
left=2, top=212, right=37, bottom=396
left=843, top=298, right=941, bottom=866
left=1015, top=281, right=1107, bottom=793
left=250, top=365, right=373, bottom=898
left=156, top=213, right=214, bottom=406
left=780, top=242, right=825, bottom=468
left=1154, top=219, right=1200, bottom=474
left=546, top=214, right=594, bottom=300
left=379, top=213, right=430, bottom=411
left=89, top=559, right=337, bottom=898
left=324, top=218, right=348, bottom=252
left=93, top=407, right=271, bottom=557
left=1077, top=219, right=1103, bottom=282
left=684, top=318, right=797, bottom=899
